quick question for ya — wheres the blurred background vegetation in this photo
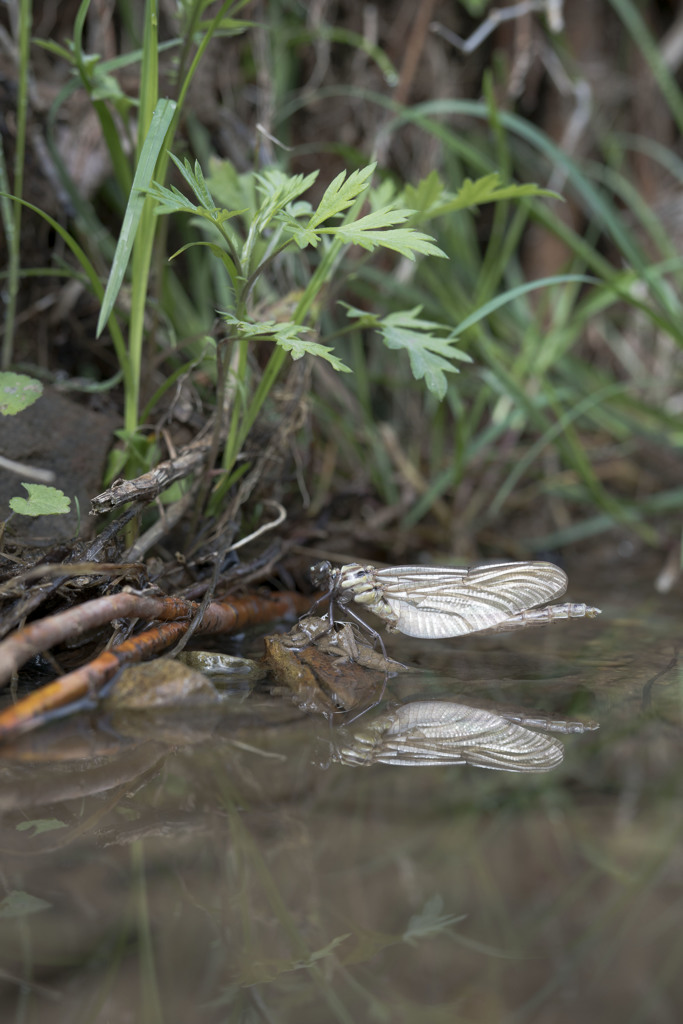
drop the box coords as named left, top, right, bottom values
left=2, top=0, right=683, bottom=590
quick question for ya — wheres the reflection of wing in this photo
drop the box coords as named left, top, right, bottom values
left=338, top=701, right=564, bottom=773
left=373, top=562, right=568, bottom=638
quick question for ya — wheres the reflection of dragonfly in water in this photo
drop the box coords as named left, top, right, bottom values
left=310, top=560, right=600, bottom=640
left=335, top=700, right=598, bottom=773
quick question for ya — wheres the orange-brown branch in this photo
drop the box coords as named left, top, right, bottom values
left=0, top=591, right=199, bottom=686
left=0, top=590, right=313, bottom=742
left=0, top=590, right=314, bottom=687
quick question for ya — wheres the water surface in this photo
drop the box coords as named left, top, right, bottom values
left=0, top=565, right=680, bottom=1023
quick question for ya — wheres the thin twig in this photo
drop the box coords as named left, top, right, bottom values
left=228, top=500, right=287, bottom=553
left=0, top=454, right=55, bottom=483
left=89, top=424, right=217, bottom=513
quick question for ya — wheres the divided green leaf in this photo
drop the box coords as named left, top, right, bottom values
left=344, top=303, right=471, bottom=400
left=431, top=173, right=561, bottom=217
left=253, top=168, right=319, bottom=231
left=308, top=163, right=376, bottom=229
left=330, top=215, right=446, bottom=259
left=220, top=314, right=350, bottom=372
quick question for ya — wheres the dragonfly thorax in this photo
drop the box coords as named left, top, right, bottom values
left=338, top=563, right=372, bottom=590
left=336, top=563, right=378, bottom=602
left=337, top=564, right=397, bottom=622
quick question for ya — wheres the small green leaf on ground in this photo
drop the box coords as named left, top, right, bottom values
left=0, top=891, right=52, bottom=919
left=9, top=484, right=71, bottom=517
left=0, top=372, right=43, bottom=415
left=16, top=818, right=68, bottom=836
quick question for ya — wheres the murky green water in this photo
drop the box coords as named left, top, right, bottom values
left=0, top=564, right=681, bottom=1023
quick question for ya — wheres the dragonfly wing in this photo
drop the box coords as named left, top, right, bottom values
left=341, top=702, right=564, bottom=771
left=457, top=721, right=565, bottom=771
left=377, top=562, right=568, bottom=638
left=382, top=596, right=481, bottom=638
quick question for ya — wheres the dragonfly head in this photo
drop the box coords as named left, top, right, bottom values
left=310, top=560, right=336, bottom=590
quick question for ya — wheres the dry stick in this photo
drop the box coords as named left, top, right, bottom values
left=90, top=428, right=216, bottom=513
left=169, top=502, right=287, bottom=658
left=0, top=588, right=307, bottom=686
left=0, top=503, right=145, bottom=642
left=188, top=340, right=238, bottom=541
left=124, top=488, right=198, bottom=563
left=0, top=562, right=146, bottom=597
left=378, top=422, right=451, bottom=530
left=393, top=0, right=439, bottom=105
left=372, top=0, right=439, bottom=167
left=0, top=454, right=55, bottom=483
left=0, top=591, right=195, bottom=685
left=0, top=589, right=314, bottom=740
left=84, top=501, right=143, bottom=559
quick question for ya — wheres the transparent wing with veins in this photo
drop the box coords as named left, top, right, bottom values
left=338, top=561, right=569, bottom=638
left=337, top=701, right=566, bottom=771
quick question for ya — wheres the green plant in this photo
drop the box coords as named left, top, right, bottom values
left=147, top=158, right=444, bottom=509
left=137, top=156, right=563, bottom=515
left=294, top=86, right=683, bottom=550
left=0, top=372, right=71, bottom=520
left=5, top=0, right=683, bottom=558
left=24, top=0, right=254, bottom=467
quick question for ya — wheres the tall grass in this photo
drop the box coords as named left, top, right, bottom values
left=3, top=0, right=682, bottom=557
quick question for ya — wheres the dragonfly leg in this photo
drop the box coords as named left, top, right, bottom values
left=337, top=604, right=389, bottom=660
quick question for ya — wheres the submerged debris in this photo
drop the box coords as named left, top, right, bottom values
left=263, top=615, right=406, bottom=715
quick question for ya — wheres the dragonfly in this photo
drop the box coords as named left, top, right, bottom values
left=310, top=559, right=601, bottom=639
